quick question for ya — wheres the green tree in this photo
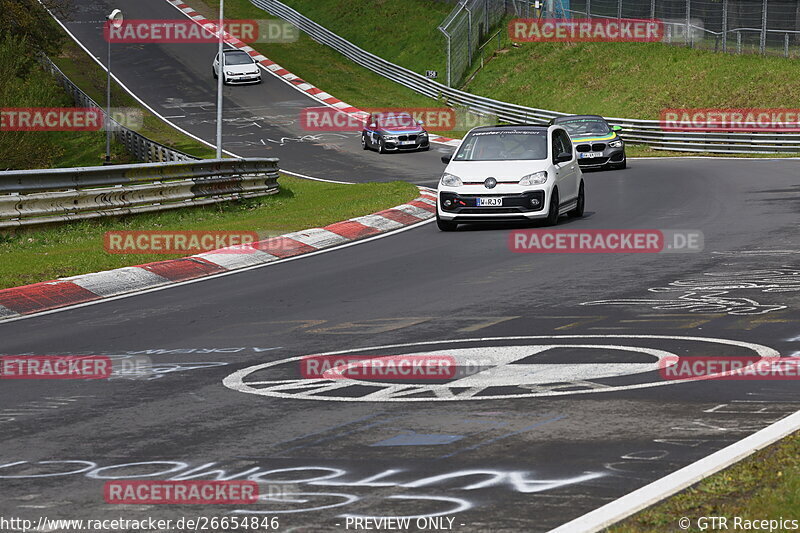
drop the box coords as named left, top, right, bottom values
left=0, top=0, right=71, bottom=61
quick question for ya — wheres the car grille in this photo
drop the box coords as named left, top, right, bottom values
left=577, top=143, right=607, bottom=152
left=398, top=134, right=418, bottom=141
left=459, top=208, right=522, bottom=214
left=440, top=191, right=545, bottom=213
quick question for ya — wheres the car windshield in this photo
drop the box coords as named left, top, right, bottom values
left=453, top=130, right=547, bottom=161
left=557, top=118, right=611, bottom=136
left=376, top=113, right=418, bottom=130
left=225, top=53, right=253, bottom=65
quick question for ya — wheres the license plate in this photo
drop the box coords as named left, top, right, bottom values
left=477, top=197, right=503, bottom=207
left=580, top=152, right=603, bottom=158
left=400, top=140, right=416, bottom=145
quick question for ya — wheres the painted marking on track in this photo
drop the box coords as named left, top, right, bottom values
left=223, top=335, right=778, bottom=402
left=371, top=433, right=464, bottom=447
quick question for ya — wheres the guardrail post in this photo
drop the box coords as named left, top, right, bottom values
left=465, top=4, right=473, bottom=66
left=737, top=30, right=742, bottom=53
left=617, top=0, right=622, bottom=20
left=586, top=0, right=591, bottom=17
left=759, top=0, right=767, bottom=55
left=785, top=32, right=790, bottom=57
left=439, top=27, right=452, bottom=87
left=686, top=0, right=692, bottom=47
left=722, top=0, right=728, bottom=53
left=650, top=0, right=655, bottom=19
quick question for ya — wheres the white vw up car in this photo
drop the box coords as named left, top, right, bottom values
left=436, top=125, right=584, bottom=231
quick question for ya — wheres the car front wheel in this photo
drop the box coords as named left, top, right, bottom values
left=569, top=182, right=585, bottom=218
left=608, top=154, right=626, bottom=170
left=378, top=138, right=387, bottom=154
left=361, top=134, right=369, bottom=150
left=544, top=189, right=560, bottom=226
left=436, top=212, right=458, bottom=231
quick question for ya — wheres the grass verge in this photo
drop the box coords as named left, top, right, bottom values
left=53, top=39, right=217, bottom=160
left=0, top=176, right=419, bottom=289
left=610, top=429, right=800, bottom=532
left=0, top=36, right=134, bottom=169
left=276, top=0, right=451, bottom=78
left=464, top=42, right=800, bottom=120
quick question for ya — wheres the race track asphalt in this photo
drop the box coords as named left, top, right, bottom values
left=1, top=1, right=798, bottom=531
left=56, top=0, right=454, bottom=185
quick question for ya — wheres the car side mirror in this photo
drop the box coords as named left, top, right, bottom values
left=441, top=155, right=452, bottom=164
left=555, top=152, right=572, bottom=164
left=612, top=125, right=622, bottom=132
left=369, top=123, right=376, bottom=129
left=417, top=120, right=424, bottom=125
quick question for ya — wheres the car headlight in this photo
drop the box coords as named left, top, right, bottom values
left=519, top=171, right=548, bottom=186
left=440, top=173, right=463, bottom=187
left=418, top=131, right=428, bottom=137
left=225, top=70, right=236, bottom=76
left=384, top=135, right=398, bottom=141
left=609, top=139, right=623, bottom=148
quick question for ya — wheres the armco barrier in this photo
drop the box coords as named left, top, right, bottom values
left=41, top=55, right=199, bottom=163
left=250, top=0, right=800, bottom=154
left=0, top=159, right=279, bottom=229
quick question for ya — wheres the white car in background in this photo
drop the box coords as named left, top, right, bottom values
left=436, top=125, right=584, bottom=231
left=212, top=49, right=262, bottom=85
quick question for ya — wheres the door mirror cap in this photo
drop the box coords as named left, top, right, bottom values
left=611, top=125, right=623, bottom=132
left=369, top=123, right=377, bottom=129
left=441, top=155, right=452, bottom=164
left=555, top=152, right=572, bottom=163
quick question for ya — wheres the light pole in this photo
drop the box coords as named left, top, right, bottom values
left=106, top=9, right=123, bottom=165
left=216, top=0, right=224, bottom=159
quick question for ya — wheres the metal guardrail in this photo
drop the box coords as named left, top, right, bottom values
left=41, top=55, right=199, bottom=163
left=0, top=159, right=280, bottom=228
left=251, top=0, right=800, bottom=154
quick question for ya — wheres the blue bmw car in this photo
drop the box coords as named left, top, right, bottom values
left=361, top=112, right=430, bottom=153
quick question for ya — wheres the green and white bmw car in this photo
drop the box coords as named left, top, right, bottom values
left=550, top=115, right=626, bottom=170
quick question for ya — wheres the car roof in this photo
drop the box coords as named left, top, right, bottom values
left=373, top=112, right=413, bottom=118
left=552, top=115, right=607, bottom=122
left=223, top=49, right=249, bottom=55
left=469, top=124, right=550, bottom=133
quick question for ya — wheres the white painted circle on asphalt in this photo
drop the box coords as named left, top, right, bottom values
left=222, top=335, right=778, bottom=402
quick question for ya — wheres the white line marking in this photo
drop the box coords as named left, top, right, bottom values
left=223, top=336, right=778, bottom=402
left=548, top=409, right=800, bottom=533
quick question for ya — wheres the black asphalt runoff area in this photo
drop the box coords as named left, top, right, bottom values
left=1, top=0, right=799, bottom=531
